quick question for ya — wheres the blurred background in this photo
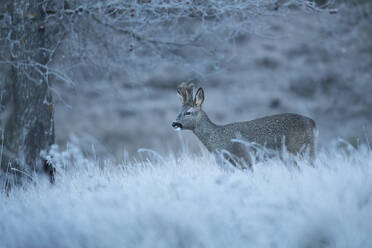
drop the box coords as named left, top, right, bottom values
left=1, top=0, right=371, bottom=161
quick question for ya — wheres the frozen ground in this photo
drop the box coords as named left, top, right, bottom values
left=1, top=143, right=372, bottom=248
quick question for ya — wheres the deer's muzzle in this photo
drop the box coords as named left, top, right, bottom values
left=172, top=122, right=183, bottom=130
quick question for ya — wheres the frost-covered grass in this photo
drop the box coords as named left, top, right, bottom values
left=1, top=143, right=372, bottom=248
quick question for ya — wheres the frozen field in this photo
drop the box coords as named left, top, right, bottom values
left=1, top=143, right=371, bottom=248
left=1, top=1, right=372, bottom=247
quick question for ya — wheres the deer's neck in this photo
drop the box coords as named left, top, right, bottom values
left=193, top=111, right=217, bottom=150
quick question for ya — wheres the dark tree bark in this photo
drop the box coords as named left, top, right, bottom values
left=1, top=0, right=55, bottom=186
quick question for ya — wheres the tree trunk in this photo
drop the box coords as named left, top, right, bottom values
left=1, top=0, right=55, bottom=186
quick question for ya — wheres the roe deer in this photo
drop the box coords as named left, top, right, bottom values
left=172, top=83, right=317, bottom=167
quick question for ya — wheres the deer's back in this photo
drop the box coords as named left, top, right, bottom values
left=212, top=113, right=316, bottom=156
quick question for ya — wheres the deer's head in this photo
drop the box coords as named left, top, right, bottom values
left=172, top=82, right=204, bottom=131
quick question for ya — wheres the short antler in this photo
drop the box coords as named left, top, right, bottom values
left=177, top=82, right=194, bottom=106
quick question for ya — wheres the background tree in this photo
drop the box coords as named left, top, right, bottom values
left=0, top=0, right=60, bottom=186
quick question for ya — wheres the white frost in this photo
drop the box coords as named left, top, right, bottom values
left=1, top=145, right=372, bottom=248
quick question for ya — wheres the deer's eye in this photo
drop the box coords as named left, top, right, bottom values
left=185, top=111, right=191, bottom=116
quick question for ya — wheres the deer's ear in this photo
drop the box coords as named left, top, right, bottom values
left=194, top=87, right=204, bottom=109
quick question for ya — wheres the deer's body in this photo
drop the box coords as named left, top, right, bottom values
left=193, top=111, right=316, bottom=162
left=173, top=83, right=317, bottom=166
